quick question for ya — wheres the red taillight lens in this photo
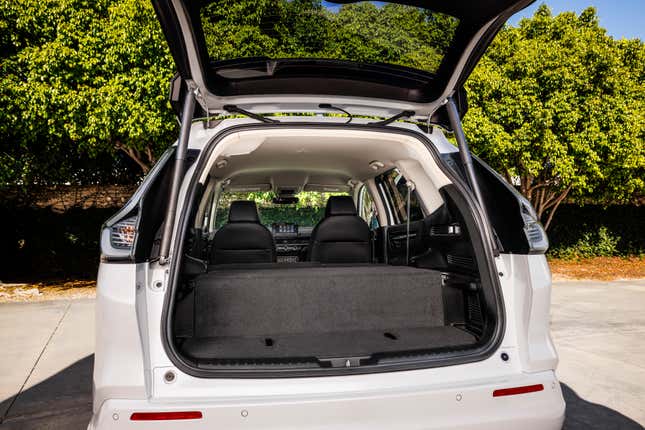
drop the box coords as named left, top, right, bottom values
left=130, top=411, right=203, bottom=421
left=493, top=383, right=544, bottom=397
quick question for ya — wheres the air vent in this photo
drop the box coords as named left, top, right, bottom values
left=447, top=254, right=475, bottom=270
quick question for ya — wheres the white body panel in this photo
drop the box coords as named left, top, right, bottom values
left=88, top=370, right=563, bottom=430
left=93, top=264, right=147, bottom=412
left=91, top=118, right=563, bottom=429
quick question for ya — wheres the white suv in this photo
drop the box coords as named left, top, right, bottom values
left=89, top=1, right=565, bottom=428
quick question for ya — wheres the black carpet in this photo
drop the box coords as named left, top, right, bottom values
left=181, top=326, right=476, bottom=360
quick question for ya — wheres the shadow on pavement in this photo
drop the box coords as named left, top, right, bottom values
left=561, top=383, right=643, bottom=430
left=0, top=355, right=93, bottom=430
left=0, top=356, right=642, bottom=429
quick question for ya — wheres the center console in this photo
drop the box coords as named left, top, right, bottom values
left=271, top=223, right=312, bottom=262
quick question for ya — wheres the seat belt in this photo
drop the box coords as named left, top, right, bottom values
left=406, top=180, right=415, bottom=265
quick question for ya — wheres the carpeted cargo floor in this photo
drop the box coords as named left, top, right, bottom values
left=181, top=326, right=476, bottom=360
left=177, top=264, right=478, bottom=361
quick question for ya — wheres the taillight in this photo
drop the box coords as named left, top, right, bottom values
left=519, top=197, right=549, bottom=253
left=101, top=215, right=138, bottom=259
left=109, top=216, right=137, bottom=249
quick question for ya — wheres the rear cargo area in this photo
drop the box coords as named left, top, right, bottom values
left=174, top=264, right=481, bottom=365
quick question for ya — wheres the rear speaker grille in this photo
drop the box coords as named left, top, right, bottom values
left=447, top=254, right=476, bottom=270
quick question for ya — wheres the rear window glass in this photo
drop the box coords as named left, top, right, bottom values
left=214, top=191, right=348, bottom=229
left=199, top=1, right=459, bottom=74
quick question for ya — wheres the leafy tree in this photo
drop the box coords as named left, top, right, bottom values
left=464, top=5, right=644, bottom=229
left=1, top=0, right=643, bottom=232
left=0, top=0, right=177, bottom=184
left=200, top=0, right=457, bottom=73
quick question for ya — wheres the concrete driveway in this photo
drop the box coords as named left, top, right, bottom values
left=0, top=280, right=644, bottom=429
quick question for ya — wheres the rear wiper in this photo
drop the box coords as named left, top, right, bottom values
left=223, top=105, right=279, bottom=123
left=318, top=103, right=353, bottom=124
left=369, top=110, right=415, bottom=126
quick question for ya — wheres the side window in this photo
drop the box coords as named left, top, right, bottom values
left=375, top=169, right=424, bottom=225
left=357, top=185, right=379, bottom=229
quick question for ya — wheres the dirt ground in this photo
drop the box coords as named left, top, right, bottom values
left=0, top=280, right=96, bottom=303
left=549, top=256, right=645, bottom=281
left=1, top=257, right=643, bottom=303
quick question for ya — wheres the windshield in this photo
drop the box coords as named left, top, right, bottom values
left=215, top=191, right=349, bottom=229
left=200, top=1, right=459, bottom=74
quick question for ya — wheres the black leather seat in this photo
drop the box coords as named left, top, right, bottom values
left=307, top=196, right=371, bottom=263
left=210, top=201, right=276, bottom=264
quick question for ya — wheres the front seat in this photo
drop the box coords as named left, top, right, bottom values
left=307, top=195, right=371, bottom=263
left=210, top=201, right=276, bottom=264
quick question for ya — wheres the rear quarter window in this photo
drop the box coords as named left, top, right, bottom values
left=375, top=169, right=424, bottom=225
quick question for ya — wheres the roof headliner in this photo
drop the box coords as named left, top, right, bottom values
left=211, top=133, right=420, bottom=192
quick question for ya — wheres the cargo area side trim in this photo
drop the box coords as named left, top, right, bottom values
left=160, top=123, right=506, bottom=378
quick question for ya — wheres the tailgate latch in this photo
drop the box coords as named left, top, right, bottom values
left=317, top=356, right=372, bottom=368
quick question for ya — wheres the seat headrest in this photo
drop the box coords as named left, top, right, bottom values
left=228, top=200, right=261, bottom=223
left=325, top=195, right=358, bottom=217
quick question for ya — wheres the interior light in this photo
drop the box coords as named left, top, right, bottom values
left=369, top=160, right=385, bottom=170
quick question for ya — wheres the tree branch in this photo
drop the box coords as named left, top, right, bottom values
left=526, top=182, right=554, bottom=194
left=503, top=169, right=513, bottom=184
left=543, top=185, right=572, bottom=230
left=115, top=140, right=151, bottom=174
left=145, top=145, right=156, bottom=166
left=541, top=190, right=565, bottom=211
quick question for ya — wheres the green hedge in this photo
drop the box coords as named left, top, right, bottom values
left=0, top=206, right=114, bottom=282
left=547, top=204, right=644, bottom=259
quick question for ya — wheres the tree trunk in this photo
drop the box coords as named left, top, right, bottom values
left=114, top=141, right=154, bottom=174
left=542, top=185, right=572, bottom=230
left=523, top=182, right=571, bottom=231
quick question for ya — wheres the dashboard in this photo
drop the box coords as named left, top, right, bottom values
left=271, top=222, right=298, bottom=235
left=271, top=223, right=313, bottom=262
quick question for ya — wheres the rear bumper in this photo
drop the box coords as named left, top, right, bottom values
left=88, top=370, right=564, bottom=430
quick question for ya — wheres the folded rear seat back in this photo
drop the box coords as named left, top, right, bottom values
left=192, top=264, right=445, bottom=339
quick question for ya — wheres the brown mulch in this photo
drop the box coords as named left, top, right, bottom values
left=0, top=280, right=96, bottom=303
left=549, top=256, right=645, bottom=281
